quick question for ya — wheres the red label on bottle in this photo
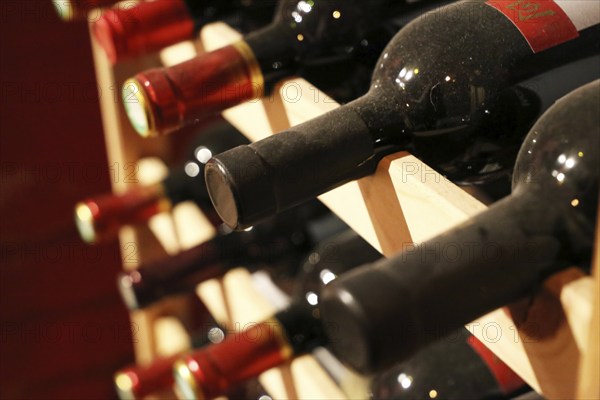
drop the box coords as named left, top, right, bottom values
left=486, top=0, right=579, bottom=52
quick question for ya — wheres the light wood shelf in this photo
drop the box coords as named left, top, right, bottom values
left=89, top=16, right=599, bottom=400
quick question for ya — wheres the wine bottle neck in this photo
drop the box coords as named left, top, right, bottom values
left=322, top=190, right=571, bottom=373
left=276, top=301, right=328, bottom=354
left=175, top=318, right=295, bottom=399
left=115, top=353, right=182, bottom=399
left=74, top=184, right=171, bottom=244
left=173, top=301, right=328, bottom=399
left=118, top=234, right=240, bottom=310
left=205, top=98, right=411, bottom=229
left=120, top=206, right=335, bottom=309
left=348, top=93, right=411, bottom=146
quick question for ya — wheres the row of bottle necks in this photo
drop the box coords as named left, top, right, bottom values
left=59, top=0, right=599, bottom=399
left=81, top=98, right=598, bottom=400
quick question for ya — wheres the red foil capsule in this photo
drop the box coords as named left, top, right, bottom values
left=92, top=0, right=195, bottom=64
left=122, top=41, right=264, bottom=137
left=114, top=354, right=181, bottom=400
left=173, top=320, right=292, bottom=399
left=52, top=0, right=122, bottom=21
left=74, top=184, right=171, bottom=244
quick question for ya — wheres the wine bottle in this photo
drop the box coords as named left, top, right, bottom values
left=320, top=79, right=600, bottom=373
left=120, top=0, right=446, bottom=137
left=73, top=119, right=249, bottom=244
left=116, top=355, right=264, bottom=400
left=51, top=0, right=121, bottom=21
left=114, top=296, right=224, bottom=399
left=172, top=229, right=382, bottom=399
left=117, top=203, right=342, bottom=310
left=370, top=329, right=527, bottom=400
left=115, top=353, right=183, bottom=400
left=93, top=0, right=275, bottom=64
left=204, top=0, right=600, bottom=230
left=466, top=335, right=528, bottom=398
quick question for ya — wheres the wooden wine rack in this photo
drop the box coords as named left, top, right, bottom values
left=89, top=17, right=599, bottom=400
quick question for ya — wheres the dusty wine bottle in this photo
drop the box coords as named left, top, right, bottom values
left=370, top=329, right=527, bottom=400
left=120, top=0, right=447, bottom=137
left=172, top=229, right=382, bottom=399
left=205, top=0, right=600, bottom=230
left=320, top=79, right=600, bottom=373
left=73, top=120, right=249, bottom=244
left=114, top=301, right=225, bottom=400
left=117, top=203, right=341, bottom=310
left=93, top=0, right=275, bottom=63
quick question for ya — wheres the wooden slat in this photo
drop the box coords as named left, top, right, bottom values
left=576, top=204, right=600, bottom=399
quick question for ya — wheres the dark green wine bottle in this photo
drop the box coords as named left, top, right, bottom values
left=205, top=0, right=600, bottom=229
left=320, top=79, right=600, bottom=373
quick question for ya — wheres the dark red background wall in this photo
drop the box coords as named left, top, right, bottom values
left=0, top=1, right=134, bottom=398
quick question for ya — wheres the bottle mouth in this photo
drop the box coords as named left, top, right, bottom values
left=74, top=201, right=98, bottom=244
left=173, top=359, right=204, bottom=400
left=117, top=272, right=142, bottom=311
left=205, top=146, right=279, bottom=230
left=52, top=0, right=74, bottom=21
left=122, top=78, right=155, bottom=137
left=204, top=159, right=241, bottom=230
left=114, top=371, right=137, bottom=400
